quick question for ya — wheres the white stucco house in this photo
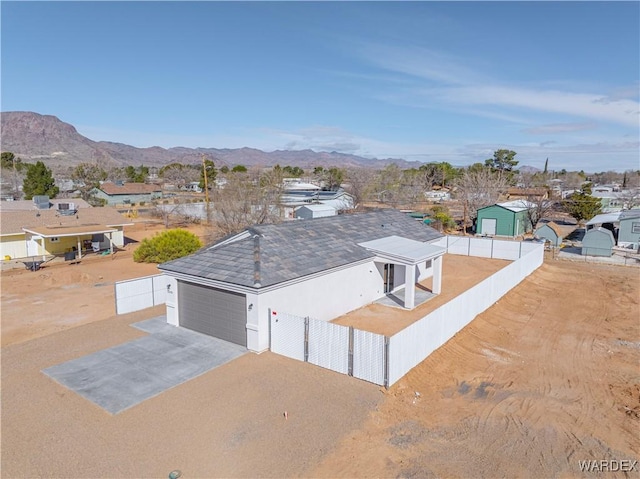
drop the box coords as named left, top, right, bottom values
left=159, top=209, right=445, bottom=352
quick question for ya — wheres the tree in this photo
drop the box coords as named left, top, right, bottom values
left=0, top=152, right=27, bottom=198
left=133, top=229, right=202, bottom=263
left=283, top=165, right=304, bottom=177
left=313, top=166, right=344, bottom=190
left=563, top=183, right=602, bottom=223
left=125, top=165, right=149, bottom=183
left=454, top=165, right=508, bottom=234
left=210, top=166, right=284, bottom=238
left=372, top=164, right=404, bottom=207
left=159, top=163, right=199, bottom=189
left=71, top=162, right=107, bottom=201
left=523, top=194, right=554, bottom=231
left=231, top=165, right=247, bottom=173
left=485, top=149, right=519, bottom=183
left=22, top=161, right=59, bottom=199
left=345, top=167, right=377, bottom=208
left=617, top=187, right=640, bottom=210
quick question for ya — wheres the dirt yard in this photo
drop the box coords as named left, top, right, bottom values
left=1, top=231, right=639, bottom=478
left=0, top=221, right=207, bottom=347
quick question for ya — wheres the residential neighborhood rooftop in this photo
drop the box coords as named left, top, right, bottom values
left=96, top=182, right=162, bottom=195
left=0, top=198, right=91, bottom=211
left=0, top=207, right=131, bottom=235
left=160, top=209, right=443, bottom=289
left=496, top=200, right=537, bottom=212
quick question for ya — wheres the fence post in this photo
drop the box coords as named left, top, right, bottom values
left=491, top=238, right=494, bottom=258
left=304, top=317, right=310, bottom=363
left=384, top=336, right=390, bottom=389
left=468, top=237, right=471, bottom=256
left=519, top=241, right=523, bottom=258
left=348, top=326, right=354, bottom=377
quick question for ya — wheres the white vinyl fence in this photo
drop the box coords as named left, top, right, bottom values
left=114, top=274, right=169, bottom=314
left=270, top=311, right=388, bottom=386
left=270, top=237, right=544, bottom=388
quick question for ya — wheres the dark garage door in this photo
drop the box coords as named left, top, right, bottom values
left=178, top=281, right=247, bottom=347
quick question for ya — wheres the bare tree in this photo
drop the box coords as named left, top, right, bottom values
left=372, top=164, right=404, bottom=207
left=618, top=187, right=640, bottom=210
left=454, top=165, right=508, bottom=234
left=210, top=167, right=284, bottom=238
left=344, top=167, right=377, bottom=208
left=522, top=195, right=555, bottom=232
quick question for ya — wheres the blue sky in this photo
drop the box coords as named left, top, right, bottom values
left=2, top=1, right=639, bottom=172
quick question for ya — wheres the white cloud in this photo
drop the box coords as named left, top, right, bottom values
left=350, top=42, right=640, bottom=128
left=522, top=122, right=597, bottom=135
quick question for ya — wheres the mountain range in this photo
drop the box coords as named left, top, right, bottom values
left=0, top=111, right=424, bottom=171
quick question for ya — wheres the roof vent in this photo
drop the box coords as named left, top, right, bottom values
left=33, top=195, right=50, bottom=209
left=57, top=202, right=77, bottom=215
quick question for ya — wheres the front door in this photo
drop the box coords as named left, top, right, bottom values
left=383, top=263, right=395, bottom=293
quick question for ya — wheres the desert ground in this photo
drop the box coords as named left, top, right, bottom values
left=1, top=221, right=639, bottom=478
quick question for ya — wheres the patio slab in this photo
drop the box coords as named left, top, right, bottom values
left=42, top=316, right=246, bottom=414
left=376, top=285, right=436, bottom=309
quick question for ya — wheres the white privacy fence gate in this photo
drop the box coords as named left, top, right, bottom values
left=270, top=237, right=544, bottom=388
left=114, top=274, right=169, bottom=315
left=270, top=311, right=388, bottom=386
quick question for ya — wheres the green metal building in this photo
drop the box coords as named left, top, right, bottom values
left=476, top=201, right=535, bottom=237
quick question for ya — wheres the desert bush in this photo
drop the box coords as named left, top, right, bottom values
left=133, top=229, right=202, bottom=263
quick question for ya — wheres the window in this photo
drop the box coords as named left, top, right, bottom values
left=50, top=237, right=60, bottom=243
left=425, top=259, right=432, bottom=269
left=632, top=222, right=640, bottom=234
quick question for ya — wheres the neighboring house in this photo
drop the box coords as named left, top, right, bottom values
left=294, top=204, right=336, bottom=220
left=591, top=190, right=623, bottom=213
left=506, top=188, right=548, bottom=201
left=0, top=197, right=131, bottom=260
left=584, top=212, right=620, bottom=236
left=282, top=189, right=355, bottom=218
left=159, top=209, right=445, bottom=352
left=617, top=209, right=640, bottom=251
left=581, top=227, right=615, bottom=257
left=475, top=201, right=536, bottom=237
left=90, top=182, right=162, bottom=206
left=425, top=190, right=451, bottom=202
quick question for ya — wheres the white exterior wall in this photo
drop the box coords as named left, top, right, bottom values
left=165, top=276, right=179, bottom=325
left=0, top=234, right=27, bottom=259
left=253, top=261, right=384, bottom=352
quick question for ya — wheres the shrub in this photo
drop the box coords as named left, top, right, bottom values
left=133, top=229, right=202, bottom=263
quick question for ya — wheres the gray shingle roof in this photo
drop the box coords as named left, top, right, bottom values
left=159, top=209, right=443, bottom=289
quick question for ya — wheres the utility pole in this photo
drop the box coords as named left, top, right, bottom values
left=202, top=154, right=211, bottom=224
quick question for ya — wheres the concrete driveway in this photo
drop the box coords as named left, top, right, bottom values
left=43, top=316, right=246, bottom=414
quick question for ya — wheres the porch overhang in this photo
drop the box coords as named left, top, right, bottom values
left=358, top=235, right=445, bottom=310
left=22, top=225, right=117, bottom=259
left=22, top=225, right=117, bottom=238
left=358, top=235, right=445, bottom=265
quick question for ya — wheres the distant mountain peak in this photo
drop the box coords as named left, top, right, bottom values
left=1, top=111, right=422, bottom=170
